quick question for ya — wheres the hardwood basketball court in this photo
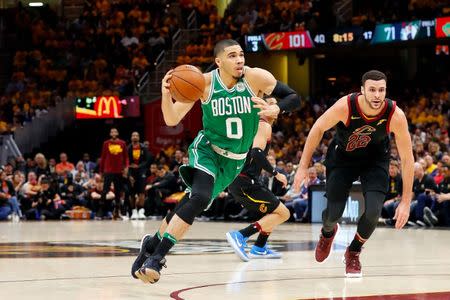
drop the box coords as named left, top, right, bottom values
left=0, top=221, right=449, bottom=299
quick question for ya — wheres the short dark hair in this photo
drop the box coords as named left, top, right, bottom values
left=361, top=70, right=387, bottom=86
left=214, top=39, right=240, bottom=57
left=110, top=127, right=119, bottom=136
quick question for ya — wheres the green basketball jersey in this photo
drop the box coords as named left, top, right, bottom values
left=201, top=68, right=259, bottom=154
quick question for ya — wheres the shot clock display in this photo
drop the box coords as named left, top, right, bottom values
left=313, top=27, right=373, bottom=46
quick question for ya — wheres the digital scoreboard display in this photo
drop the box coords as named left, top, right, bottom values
left=313, top=27, right=373, bottom=46
left=245, top=18, right=447, bottom=52
left=371, top=20, right=435, bottom=44
left=245, top=31, right=314, bottom=52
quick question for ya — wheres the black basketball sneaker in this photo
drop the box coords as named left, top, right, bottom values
left=136, top=255, right=167, bottom=283
left=131, top=234, right=154, bottom=279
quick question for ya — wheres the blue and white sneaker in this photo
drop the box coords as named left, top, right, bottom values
left=226, top=231, right=249, bottom=262
left=248, top=245, right=282, bottom=259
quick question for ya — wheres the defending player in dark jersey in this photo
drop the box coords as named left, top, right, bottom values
left=293, top=70, right=414, bottom=278
left=225, top=105, right=290, bottom=261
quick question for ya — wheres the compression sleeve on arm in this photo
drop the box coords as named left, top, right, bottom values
left=251, top=147, right=277, bottom=176
left=270, top=81, right=301, bottom=113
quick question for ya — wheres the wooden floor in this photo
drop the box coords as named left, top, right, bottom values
left=0, top=220, right=449, bottom=300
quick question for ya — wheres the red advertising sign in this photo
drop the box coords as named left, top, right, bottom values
left=144, top=99, right=202, bottom=153
left=75, top=96, right=140, bottom=119
left=264, top=31, right=314, bottom=50
left=436, top=16, right=450, bottom=38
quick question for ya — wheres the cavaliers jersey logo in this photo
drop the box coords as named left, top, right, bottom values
left=132, top=149, right=141, bottom=160
left=346, top=125, right=376, bottom=151
left=108, top=144, right=123, bottom=155
left=259, top=204, right=268, bottom=213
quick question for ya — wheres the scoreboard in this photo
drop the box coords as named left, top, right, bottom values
left=245, top=17, right=450, bottom=52
left=371, top=20, right=435, bottom=44
left=246, top=31, right=314, bottom=52
left=312, top=27, right=372, bottom=46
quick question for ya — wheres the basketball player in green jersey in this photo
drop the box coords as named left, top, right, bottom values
left=132, top=39, right=300, bottom=284
left=293, top=70, right=413, bottom=277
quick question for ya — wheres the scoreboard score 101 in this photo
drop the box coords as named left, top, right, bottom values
left=245, top=31, right=314, bottom=52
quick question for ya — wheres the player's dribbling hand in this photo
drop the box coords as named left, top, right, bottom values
left=252, top=97, right=280, bottom=119
left=292, top=166, right=307, bottom=193
left=275, top=172, right=288, bottom=188
left=393, top=200, right=410, bottom=229
left=161, top=70, right=173, bottom=98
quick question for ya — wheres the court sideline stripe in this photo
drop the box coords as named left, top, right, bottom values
left=169, top=274, right=450, bottom=300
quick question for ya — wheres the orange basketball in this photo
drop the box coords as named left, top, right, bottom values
left=169, top=65, right=205, bottom=103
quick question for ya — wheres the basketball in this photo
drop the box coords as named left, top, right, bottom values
left=169, top=64, right=205, bottom=103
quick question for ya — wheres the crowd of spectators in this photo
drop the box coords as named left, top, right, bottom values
left=2, top=0, right=449, bottom=134
left=1, top=1, right=450, bottom=227
left=177, top=0, right=450, bottom=70
left=351, top=0, right=450, bottom=28
left=0, top=145, right=187, bottom=221
left=1, top=0, right=178, bottom=133
left=1, top=83, right=449, bottom=227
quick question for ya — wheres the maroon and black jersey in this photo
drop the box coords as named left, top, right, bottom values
left=328, top=93, right=396, bottom=166
left=100, top=139, right=129, bottom=174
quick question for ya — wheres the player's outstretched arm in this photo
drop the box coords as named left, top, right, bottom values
left=292, top=97, right=348, bottom=192
left=390, top=107, right=414, bottom=229
left=161, top=70, right=197, bottom=126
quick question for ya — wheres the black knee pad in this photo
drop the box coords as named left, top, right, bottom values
left=175, top=191, right=211, bottom=225
left=165, top=191, right=193, bottom=223
left=357, top=191, right=386, bottom=239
